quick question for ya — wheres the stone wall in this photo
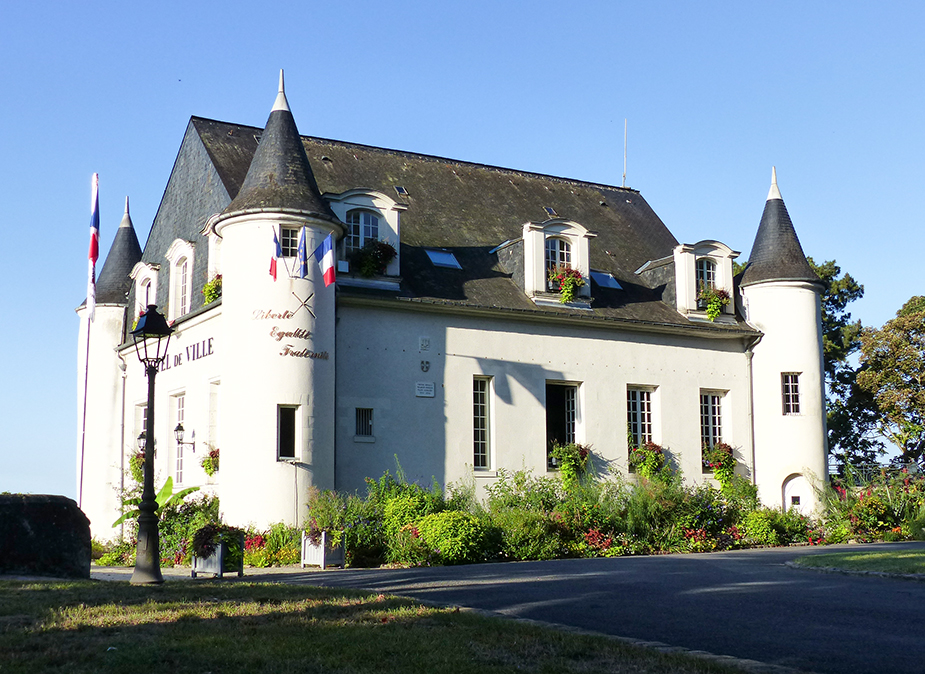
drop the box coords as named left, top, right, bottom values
left=0, top=495, right=91, bottom=578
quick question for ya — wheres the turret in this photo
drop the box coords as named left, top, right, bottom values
left=740, top=168, right=827, bottom=514
left=76, top=197, right=143, bottom=539
left=208, top=71, right=344, bottom=528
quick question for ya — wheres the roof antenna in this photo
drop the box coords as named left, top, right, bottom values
left=622, top=118, right=627, bottom=188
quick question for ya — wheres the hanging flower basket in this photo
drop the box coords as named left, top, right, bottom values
left=697, top=283, right=730, bottom=321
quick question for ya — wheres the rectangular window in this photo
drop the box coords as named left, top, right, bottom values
left=278, top=405, right=297, bottom=460
left=281, top=227, right=299, bottom=258
left=782, top=373, right=800, bottom=415
left=546, top=382, right=578, bottom=469
left=355, top=408, right=374, bottom=437
left=473, top=377, right=491, bottom=469
left=174, top=394, right=185, bottom=483
left=700, top=390, right=724, bottom=471
left=627, top=387, right=653, bottom=449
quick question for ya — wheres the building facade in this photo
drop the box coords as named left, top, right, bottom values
left=76, top=75, right=827, bottom=538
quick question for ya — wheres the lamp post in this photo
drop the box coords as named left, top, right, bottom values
left=130, top=304, right=173, bottom=585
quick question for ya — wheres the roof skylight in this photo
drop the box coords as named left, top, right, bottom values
left=425, top=249, right=462, bottom=269
left=590, top=270, right=623, bottom=290
left=543, top=206, right=557, bottom=217
left=394, top=186, right=409, bottom=196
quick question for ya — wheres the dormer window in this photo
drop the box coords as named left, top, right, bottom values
left=130, top=262, right=159, bottom=319
left=346, top=209, right=380, bottom=253
left=165, top=239, right=195, bottom=322
left=522, top=220, right=595, bottom=301
left=672, top=241, right=739, bottom=321
left=325, top=189, right=405, bottom=281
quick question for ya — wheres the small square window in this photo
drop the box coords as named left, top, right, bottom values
left=791, top=495, right=801, bottom=506
left=280, top=227, right=300, bottom=258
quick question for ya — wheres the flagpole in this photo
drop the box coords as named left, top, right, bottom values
left=78, top=314, right=91, bottom=509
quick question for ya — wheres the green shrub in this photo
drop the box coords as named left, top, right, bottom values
left=264, top=522, right=301, bottom=565
left=773, top=507, right=811, bottom=544
left=158, top=494, right=220, bottom=565
left=383, top=489, right=442, bottom=540
left=550, top=442, right=591, bottom=492
left=306, top=488, right=348, bottom=547
left=416, top=511, right=488, bottom=565
left=489, top=507, right=568, bottom=561
left=343, top=494, right=386, bottom=567
left=909, top=507, right=925, bottom=541
left=744, top=509, right=780, bottom=546
left=96, top=540, right=135, bottom=567
left=486, top=469, right=562, bottom=513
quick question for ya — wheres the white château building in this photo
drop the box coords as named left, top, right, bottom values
left=76, top=74, right=827, bottom=539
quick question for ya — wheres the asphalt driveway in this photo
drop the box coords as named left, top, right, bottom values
left=252, top=542, right=925, bottom=674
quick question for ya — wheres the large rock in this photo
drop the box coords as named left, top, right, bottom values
left=0, top=495, right=91, bottom=578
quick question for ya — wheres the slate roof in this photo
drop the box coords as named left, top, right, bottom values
left=89, top=200, right=143, bottom=306
left=215, top=100, right=338, bottom=226
left=143, top=114, right=758, bottom=336
left=740, top=181, right=820, bottom=288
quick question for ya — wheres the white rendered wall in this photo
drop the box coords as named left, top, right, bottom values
left=116, top=308, right=223, bottom=538
left=334, top=304, right=755, bottom=497
left=214, top=213, right=338, bottom=529
left=743, top=281, right=827, bottom=513
left=76, top=304, right=129, bottom=540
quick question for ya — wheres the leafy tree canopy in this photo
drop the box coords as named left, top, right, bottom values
left=857, top=296, right=925, bottom=465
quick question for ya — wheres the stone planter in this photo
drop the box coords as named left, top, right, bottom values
left=300, top=531, right=345, bottom=568
left=191, top=532, right=244, bottom=578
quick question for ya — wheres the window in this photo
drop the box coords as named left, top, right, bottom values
left=473, top=377, right=491, bottom=469
left=425, top=249, right=462, bottom=269
left=278, top=406, right=297, bottom=460
left=546, top=382, right=578, bottom=469
left=131, top=263, right=159, bottom=318
left=280, top=226, right=299, bottom=258
left=346, top=210, right=380, bottom=252
left=627, top=387, right=653, bottom=449
left=696, top=258, right=716, bottom=289
left=208, top=381, right=220, bottom=450
left=700, top=391, right=724, bottom=471
left=165, top=239, right=195, bottom=321
left=545, top=237, right=571, bottom=285
left=355, top=408, right=374, bottom=438
left=174, top=394, right=185, bottom=484
left=782, top=373, right=800, bottom=415
left=176, top=257, right=190, bottom=317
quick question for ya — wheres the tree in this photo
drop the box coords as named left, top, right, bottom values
left=857, top=296, right=925, bottom=466
left=806, top=258, right=884, bottom=466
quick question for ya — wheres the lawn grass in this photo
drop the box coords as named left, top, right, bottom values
left=0, top=580, right=750, bottom=674
left=793, top=549, right=925, bottom=575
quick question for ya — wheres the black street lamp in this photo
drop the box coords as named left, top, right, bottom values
left=130, top=304, right=173, bottom=585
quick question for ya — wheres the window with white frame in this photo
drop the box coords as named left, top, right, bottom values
left=782, top=373, right=800, bottom=415
left=280, top=226, right=300, bottom=258
left=174, top=394, right=185, bottom=484
left=278, top=405, right=297, bottom=460
left=473, top=377, right=491, bottom=469
left=700, top=390, right=724, bottom=471
left=131, top=262, right=159, bottom=319
left=545, top=237, right=571, bottom=289
left=627, top=387, right=654, bottom=450
left=346, top=210, right=380, bottom=252
left=176, top=257, right=190, bottom=317
left=546, top=382, right=578, bottom=469
left=134, top=403, right=148, bottom=455
left=696, top=258, right=716, bottom=289
left=165, top=239, right=195, bottom=321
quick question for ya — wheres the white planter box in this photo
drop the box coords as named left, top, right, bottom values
left=300, top=531, right=345, bottom=568
left=191, top=533, right=244, bottom=578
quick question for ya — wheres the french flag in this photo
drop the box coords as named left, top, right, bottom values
left=270, top=228, right=281, bottom=280
left=313, top=233, right=336, bottom=287
left=86, top=173, right=100, bottom=321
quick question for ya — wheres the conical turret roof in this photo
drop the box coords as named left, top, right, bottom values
left=95, top=197, right=143, bottom=305
left=740, top=168, right=821, bottom=288
left=216, top=71, right=337, bottom=224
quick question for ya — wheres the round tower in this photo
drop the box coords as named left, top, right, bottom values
left=740, top=168, right=827, bottom=514
left=76, top=196, right=143, bottom=539
left=209, top=72, right=344, bottom=528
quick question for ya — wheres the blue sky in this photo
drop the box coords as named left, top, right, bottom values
left=2, top=1, right=923, bottom=497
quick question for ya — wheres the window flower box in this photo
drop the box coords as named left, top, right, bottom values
left=300, top=531, right=345, bottom=568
